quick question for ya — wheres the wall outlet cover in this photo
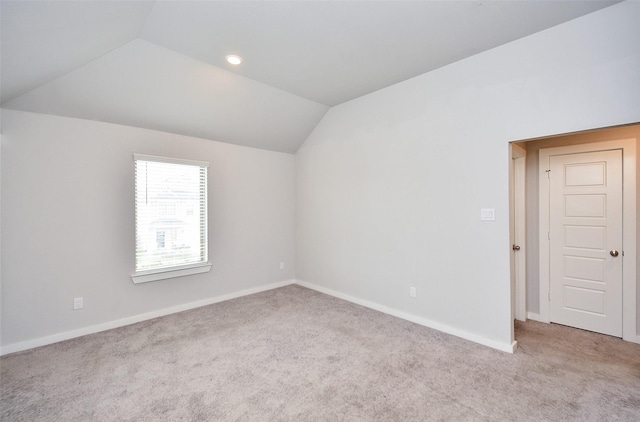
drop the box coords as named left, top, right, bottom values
left=73, top=297, right=84, bottom=310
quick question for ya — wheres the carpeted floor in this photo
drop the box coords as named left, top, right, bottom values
left=1, top=284, right=639, bottom=421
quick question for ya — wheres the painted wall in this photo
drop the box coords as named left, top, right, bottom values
left=521, top=125, right=640, bottom=330
left=295, top=2, right=640, bottom=349
left=1, top=110, right=295, bottom=348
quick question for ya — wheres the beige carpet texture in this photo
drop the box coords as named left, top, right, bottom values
left=1, top=285, right=639, bottom=421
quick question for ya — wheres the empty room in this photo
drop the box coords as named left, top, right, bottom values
left=1, top=1, right=639, bottom=420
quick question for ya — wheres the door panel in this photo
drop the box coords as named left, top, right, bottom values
left=564, top=256, right=604, bottom=281
left=564, top=195, right=605, bottom=217
left=563, top=286, right=604, bottom=314
left=564, top=162, right=605, bottom=186
left=564, top=226, right=605, bottom=250
left=549, top=150, right=622, bottom=337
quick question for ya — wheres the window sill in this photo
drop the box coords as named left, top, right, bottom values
left=131, top=262, right=212, bottom=284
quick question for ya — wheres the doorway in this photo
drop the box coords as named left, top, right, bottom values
left=509, top=125, right=639, bottom=345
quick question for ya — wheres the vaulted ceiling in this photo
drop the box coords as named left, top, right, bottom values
left=1, top=1, right=619, bottom=153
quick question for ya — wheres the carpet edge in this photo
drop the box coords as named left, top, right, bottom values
left=0, top=279, right=296, bottom=356
left=295, top=279, right=516, bottom=353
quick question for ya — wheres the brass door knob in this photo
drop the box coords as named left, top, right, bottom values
left=512, top=245, right=521, bottom=251
left=610, top=250, right=619, bottom=257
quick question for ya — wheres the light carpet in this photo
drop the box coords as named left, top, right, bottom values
left=2, top=285, right=639, bottom=421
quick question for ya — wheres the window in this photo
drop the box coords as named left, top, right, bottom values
left=132, top=154, right=211, bottom=284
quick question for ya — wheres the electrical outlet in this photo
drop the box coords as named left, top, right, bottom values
left=280, top=261, right=285, bottom=270
left=410, top=287, right=417, bottom=298
left=73, top=297, right=84, bottom=310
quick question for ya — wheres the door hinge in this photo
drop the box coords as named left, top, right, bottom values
left=546, top=169, right=551, bottom=179
left=547, top=231, right=550, bottom=240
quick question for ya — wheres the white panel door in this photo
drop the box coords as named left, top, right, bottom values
left=549, top=150, right=622, bottom=337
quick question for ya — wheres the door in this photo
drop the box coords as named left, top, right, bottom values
left=549, top=149, right=623, bottom=337
left=511, top=144, right=526, bottom=322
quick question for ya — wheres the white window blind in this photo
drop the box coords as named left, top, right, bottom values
left=134, top=155, right=209, bottom=277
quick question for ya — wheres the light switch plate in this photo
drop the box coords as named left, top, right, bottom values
left=481, top=208, right=495, bottom=221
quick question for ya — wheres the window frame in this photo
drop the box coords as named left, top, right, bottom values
left=131, top=154, right=212, bottom=284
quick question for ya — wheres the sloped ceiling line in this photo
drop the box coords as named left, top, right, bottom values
left=137, top=0, right=158, bottom=39
left=4, top=39, right=329, bottom=154
left=1, top=1, right=156, bottom=104
left=0, top=1, right=619, bottom=153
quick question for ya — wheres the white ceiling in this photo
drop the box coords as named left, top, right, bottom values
left=1, top=0, right=619, bottom=153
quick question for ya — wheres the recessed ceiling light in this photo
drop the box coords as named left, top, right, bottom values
left=225, top=55, right=242, bottom=65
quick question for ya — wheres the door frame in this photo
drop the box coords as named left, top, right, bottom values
left=539, top=139, right=637, bottom=343
left=511, top=143, right=527, bottom=322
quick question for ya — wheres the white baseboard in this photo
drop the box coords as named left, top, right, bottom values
left=0, top=279, right=295, bottom=356
left=526, top=311, right=542, bottom=322
left=295, top=279, right=516, bottom=354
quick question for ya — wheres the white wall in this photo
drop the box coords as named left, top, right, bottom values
left=1, top=110, right=295, bottom=350
left=295, top=1, right=640, bottom=350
